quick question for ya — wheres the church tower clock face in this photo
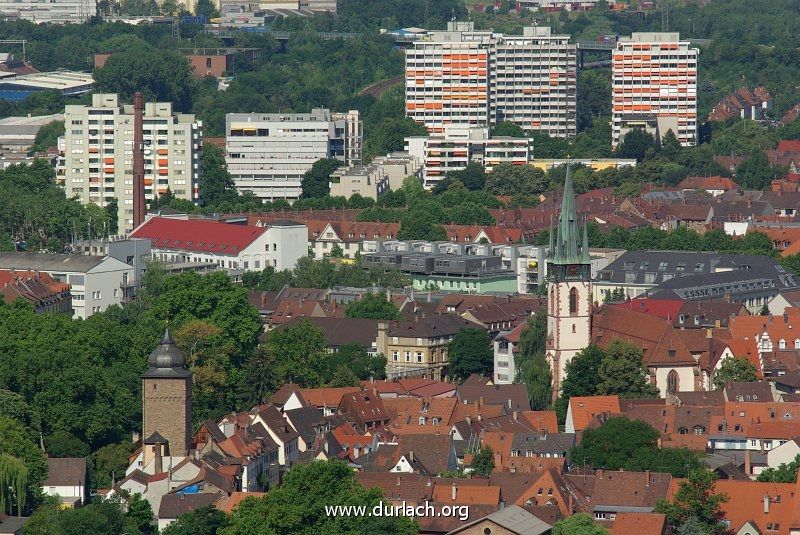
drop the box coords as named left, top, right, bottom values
left=567, top=264, right=580, bottom=277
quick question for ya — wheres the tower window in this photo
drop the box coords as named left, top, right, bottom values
left=569, top=287, right=578, bottom=314
left=667, top=369, right=679, bottom=394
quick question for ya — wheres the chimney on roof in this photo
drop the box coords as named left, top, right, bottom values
left=513, top=411, right=518, bottom=421
left=466, top=415, right=471, bottom=425
left=508, top=398, right=512, bottom=409
left=409, top=450, right=414, bottom=463
left=154, top=443, right=163, bottom=475
left=645, top=469, right=650, bottom=487
left=451, top=482, right=457, bottom=501
left=764, top=493, right=770, bottom=514
left=596, top=468, right=604, bottom=479
left=745, top=449, right=752, bottom=475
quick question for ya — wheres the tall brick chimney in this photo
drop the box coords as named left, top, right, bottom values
left=132, top=92, right=146, bottom=230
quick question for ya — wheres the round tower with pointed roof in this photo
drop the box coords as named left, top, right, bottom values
left=141, top=329, right=192, bottom=460
left=546, top=166, right=592, bottom=401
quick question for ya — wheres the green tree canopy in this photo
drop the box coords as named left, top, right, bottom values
left=596, top=340, right=660, bottom=398
left=448, top=328, right=494, bottom=381
left=655, top=470, right=729, bottom=535
left=756, top=453, right=800, bottom=483
left=553, top=513, right=610, bottom=535
left=615, top=128, right=657, bottom=162
left=713, top=357, right=758, bottom=390
left=470, top=446, right=495, bottom=477
left=302, top=158, right=344, bottom=199
left=344, top=293, right=401, bottom=320
left=514, top=314, right=550, bottom=410
left=161, top=506, right=229, bottom=535
left=555, top=344, right=605, bottom=423
left=220, top=460, right=417, bottom=535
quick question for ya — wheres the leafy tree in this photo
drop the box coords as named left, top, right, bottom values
left=576, top=69, right=611, bottom=133
left=263, top=320, right=328, bottom=387
left=90, top=442, right=134, bottom=491
left=345, top=293, right=401, bottom=320
left=445, top=162, right=487, bottom=191
left=31, top=120, right=64, bottom=152
left=0, top=415, right=48, bottom=515
left=470, top=446, right=495, bottom=477
left=570, top=417, right=660, bottom=471
left=94, top=44, right=197, bottom=112
left=25, top=496, right=138, bottom=535
left=555, top=344, right=605, bottom=423
left=44, top=430, right=90, bottom=458
left=737, top=149, right=774, bottom=190
left=127, top=493, right=155, bottom=534
left=596, top=340, right=660, bottom=398
left=220, top=460, right=417, bottom=535
left=484, top=163, right=548, bottom=196
left=323, top=345, right=385, bottom=384
left=194, top=0, right=218, bottom=17
left=676, top=516, right=709, bottom=535
left=448, top=328, right=494, bottom=381
left=660, top=129, right=682, bottom=160
left=713, top=357, right=758, bottom=390
left=365, top=117, right=427, bottom=159
left=162, top=506, right=229, bottom=535
left=238, top=348, right=282, bottom=409
left=490, top=121, right=527, bottom=138
left=615, top=128, right=656, bottom=162
left=329, top=243, right=344, bottom=258
left=756, top=453, right=800, bottom=483
left=655, top=469, right=729, bottom=535
left=302, top=158, right=343, bottom=199
left=514, top=314, right=550, bottom=410
left=553, top=513, right=610, bottom=535
left=397, top=210, right=447, bottom=241
left=328, top=365, right=361, bottom=387
left=200, top=144, right=236, bottom=207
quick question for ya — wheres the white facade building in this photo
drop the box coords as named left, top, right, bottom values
left=131, top=216, right=308, bottom=272
left=612, top=33, right=698, bottom=148
left=405, top=22, right=577, bottom=139
left=225, top=108, right=362, bottom=202
left=405, top=125, right=529, bottom=188
left=0, top=0, right=95, bottom=23
left=57, top=94, right=202, bottom=234
left=0, top=252, right=133, bottom=319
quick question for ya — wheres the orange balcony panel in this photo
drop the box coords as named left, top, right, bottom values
left=104, top=158, right=114, bottom=164
left=158, top=188, right=168, bottom=194
left=158, top=159, right=168, bottom=166
left=89, top=148, right=99, bottom=153
left=157, top=149, right=169, bottom=155
left=144, top=179, right=153, bottom=186
left=103, top=167, right=114, bottom=173
left=158, top=169, right=169, bottom=176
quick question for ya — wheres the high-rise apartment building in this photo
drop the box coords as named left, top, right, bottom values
left=225, top=108, right=362, bottom=202
left=57, top=94, right=202, bottom=234
left=491, top=26, right=576, bottom=139
left=612, top=32, right=698, bottom=149
left=405, top=21, right=495, bottom=134
left=405, top=125, right=529, bottom=188
left=405, top=22, right=577, bottom=139
left=0, top=0, right=96, bottom=23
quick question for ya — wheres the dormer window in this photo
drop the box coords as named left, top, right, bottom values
left=779, top=339, right=787, bottom=349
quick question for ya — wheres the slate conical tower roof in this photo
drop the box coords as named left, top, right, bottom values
left=142, top=329, right=191, bottom=378
left=550, top=166, right=590, bottom=265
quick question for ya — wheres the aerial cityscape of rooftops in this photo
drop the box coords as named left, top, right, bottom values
left=3, top=0, right=800, bottom=533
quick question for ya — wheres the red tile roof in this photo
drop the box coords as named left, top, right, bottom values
left=609, top=298, right=683, bottom=322
left=131, top=217, right=268, bottom=254
left=568, top=396, right=621, bottom=432
left=678, top=175, right=737, bottom=191
left=611, top=512, right=667, bottom=535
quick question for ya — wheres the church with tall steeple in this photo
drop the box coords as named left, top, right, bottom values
left=546, top=166, right=592, bottom=400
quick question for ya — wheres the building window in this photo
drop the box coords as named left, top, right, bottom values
left=667, top=369, right=679, bottom=394
left=569, top=287, right=578, bottom=314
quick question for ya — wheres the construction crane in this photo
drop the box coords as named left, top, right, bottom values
left=0, top=40, right=27, bottom=61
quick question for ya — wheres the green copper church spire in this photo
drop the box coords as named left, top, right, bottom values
left=547, top=165, right=591, bottom=282
left=550, top=166, right=583, bottom=265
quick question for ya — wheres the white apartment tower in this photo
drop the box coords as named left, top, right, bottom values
left=405, top=22, right=577, bottom=139
left=405, top=21, right=495, bottom=134
left=225, top=108, right=362, bottom=202
left=58, top=94, right=202, bottom=234
left=612, top=32, right=698, bottom=149
left=491, top=26, right=576, bottom=139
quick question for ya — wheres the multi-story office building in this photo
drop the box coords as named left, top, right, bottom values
left=225, top=108, right=362, bottom=202
left=405, top=125, right=529, bottom=188
left=612, top=32, right=698, bottom=148
left=329, top=153, right=422, bottom=199
left=491, top=26, right=576, bottom=139
left=405, top=21, right=495, bottom=134
left=57, top=94, right=202, bottom=234
left=405, top=22, right=577, bottom=139
left=0, top=0, right=95, bottom=23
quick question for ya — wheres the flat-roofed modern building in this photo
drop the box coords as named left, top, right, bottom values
left=491, top=26, right=576, bottom=139
left=0, top=0, right=95, bottom=23
left=405, top=22, right=577, bottom=139
left=225, top=108, right=362, bottom=202
left=612, top=32, right=698, bottom=148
